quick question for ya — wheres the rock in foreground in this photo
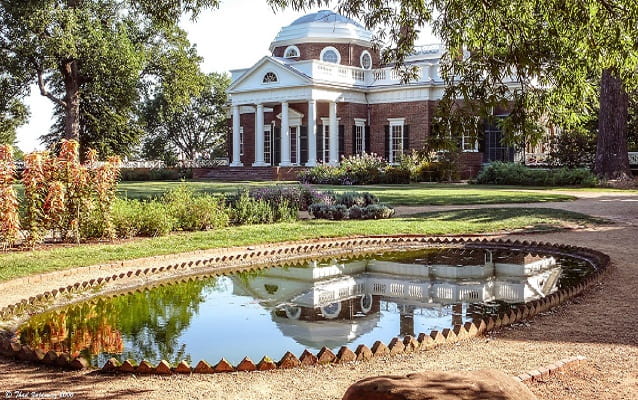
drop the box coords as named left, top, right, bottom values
left=342, top=369, right=537, bottom=400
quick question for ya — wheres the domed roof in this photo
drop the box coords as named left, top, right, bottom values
left=270, top=10, right=373, bottom=51
left=290, top=10, right=364, bottom=28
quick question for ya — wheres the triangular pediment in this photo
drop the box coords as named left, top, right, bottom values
left=228, top=57, right=312, bottom=93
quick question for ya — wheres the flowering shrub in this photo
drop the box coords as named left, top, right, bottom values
left=340, top=153, right=385, bottom=184
left=308, top=190, right=394, bottom=220
left=0, top=144, right=21, bottom=247
left=298, top=164, right=349, bottom=185
left=335, top=191, right=378, bottom=208
left=298, top=153, right=410, bottom=184
left=248, top=184, right=332, bottom=211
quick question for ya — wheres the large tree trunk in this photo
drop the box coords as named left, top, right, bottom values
left=62, top=59, right=81, bottom=141
left=595, top=69, right=632, bottom=180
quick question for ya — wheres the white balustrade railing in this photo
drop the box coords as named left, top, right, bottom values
left=294, top=60, right=440, bottom=87
left=629, top=152, right=638, bottom=166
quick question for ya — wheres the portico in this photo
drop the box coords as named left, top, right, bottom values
left=229, top=95, right=345, bottom=168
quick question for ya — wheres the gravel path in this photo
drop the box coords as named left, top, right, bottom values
left=1, top=191, right=637, bottom=400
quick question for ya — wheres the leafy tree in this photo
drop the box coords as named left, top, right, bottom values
left=270, top=0, right=638, bottom=179
left=0, top=72, right=30, bottom=145
left=0, top=97, right=28, bottom=145
left=141, top=72, right=230, bottom=161
left=0, top=0, right=220, bottom=152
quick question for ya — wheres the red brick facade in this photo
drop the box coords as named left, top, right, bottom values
left=369, top=101, right=439, bottom=154
left=272, top=42, right=380, bottom=69
left=233, top=100, right=484, bottom=178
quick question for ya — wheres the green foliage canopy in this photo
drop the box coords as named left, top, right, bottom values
left=0, top=0, right=221, bottom=156
left=141, top=72, right=231, bottom=162
left=270, top=0, right=638, bottom=177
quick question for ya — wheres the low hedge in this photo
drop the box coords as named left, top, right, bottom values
left=475, top=162, right=598, bottom=186
left=119, top=168, right=193, bottom=181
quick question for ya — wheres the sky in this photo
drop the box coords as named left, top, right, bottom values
left=15, top=0, right=436, bottom=152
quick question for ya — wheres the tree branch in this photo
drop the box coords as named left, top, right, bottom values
left=36, top=67, right=67, bottom=108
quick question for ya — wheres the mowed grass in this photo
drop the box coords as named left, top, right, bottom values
left=0, top=208, right=600, bottom=282
left=114, top=181, right=575, bottom=205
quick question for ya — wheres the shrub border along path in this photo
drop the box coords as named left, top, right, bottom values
left=0, top=235, right=610, bottom=374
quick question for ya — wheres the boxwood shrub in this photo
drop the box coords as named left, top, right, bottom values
left=476, top=162, right=598, bottom=186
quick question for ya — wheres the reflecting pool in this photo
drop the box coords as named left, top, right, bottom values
left=18, top=247, right=594, bottom=366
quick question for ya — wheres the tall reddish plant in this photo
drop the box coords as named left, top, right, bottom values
left=50, top=140, right=89, bottom=241
left=22, top=140, right=122, bottom=245
left=90, top=154, right=121, bottom=239
left=22, top=151, right=51, bottom=245
left=0, top=144, right=21, bottom=247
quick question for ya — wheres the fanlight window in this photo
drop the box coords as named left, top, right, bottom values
left=321, top=47, right=340, bottom=64
left=284, top=46, right=300, bottom=58
left=263, top=72, right=278, bottom=83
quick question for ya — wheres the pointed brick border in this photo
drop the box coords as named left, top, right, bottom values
left=0, top=236, right=610, bottom=375
left=513, top=356, right=587, bottom=382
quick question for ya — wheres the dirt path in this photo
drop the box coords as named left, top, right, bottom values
left=1, top=191, right=637, bottom=400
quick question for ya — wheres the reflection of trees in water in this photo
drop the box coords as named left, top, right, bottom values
left=19, top=300, right=124, bottom=362
left=19, top=277, right=216, bottom=365
left=117, top=278, right=213, bottom=364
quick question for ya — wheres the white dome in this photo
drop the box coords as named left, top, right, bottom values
left=269, top=10, right=373, bottom=51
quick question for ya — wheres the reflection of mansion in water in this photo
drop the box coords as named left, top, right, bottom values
left=232, top=249, right=561, bottom=347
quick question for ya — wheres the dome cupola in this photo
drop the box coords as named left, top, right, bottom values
left=269, top=10, right=373, bottom=51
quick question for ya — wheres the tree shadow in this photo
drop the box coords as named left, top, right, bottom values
left=406, top=207, right=602, bottom=225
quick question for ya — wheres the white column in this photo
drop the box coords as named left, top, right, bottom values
left=280, top=102, right=292, bottom=166
left=230, top=105, right=243, bottom=167
left=329, top=101, right=339, bottom=165
left=253, top=104, right=266, bottom=166
left=306, top=100, right=317, bottom=167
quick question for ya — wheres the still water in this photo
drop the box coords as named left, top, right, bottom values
left=18, top=247, right=594, bottom=366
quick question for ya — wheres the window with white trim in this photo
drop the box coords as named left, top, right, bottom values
left=354, top=118, right=366, bottom=154
left=320, top=117, right=341, bottom=163
left=262, top=72, right=278, bottom=83
left=322, top=124, right=330, bottom=163
left=360, top=51, right=372, bottom=70
left=461, top=134, right=479, bottom=152
left=320, top=47, right=341, bottom=64
left=388, top=118, right=405, bottom=163
left=284, top=45, right=300, bottom=58
left=264, top=125, right=272, bottom=164
left=239, top=127, right=244, bottom=156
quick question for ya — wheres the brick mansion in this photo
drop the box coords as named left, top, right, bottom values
left=222, top=10, right=520, bottom=179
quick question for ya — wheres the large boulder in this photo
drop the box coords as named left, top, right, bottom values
left=342, top=369, right=537, bottom=400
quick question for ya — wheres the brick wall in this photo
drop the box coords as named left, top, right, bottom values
left=458, top=152, right=484, bottom=179
left=369, top=101, right=439, bottom=156
left=272, top=42, right=380, bottom=68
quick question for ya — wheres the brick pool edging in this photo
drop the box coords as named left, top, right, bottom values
left=0, top=235, right=611, bottom=373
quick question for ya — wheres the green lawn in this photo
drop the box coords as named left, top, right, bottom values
left=0, top=207, right=601, bottom=282
left=114, top=181, right=575, bottom=205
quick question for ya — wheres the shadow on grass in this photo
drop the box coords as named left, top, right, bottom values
left=407, top=208, right=604, bottom=226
